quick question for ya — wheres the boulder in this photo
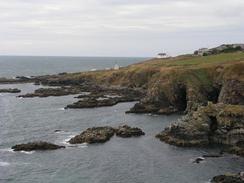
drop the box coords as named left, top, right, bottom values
left=0, top=88, right=21, bottom=93
left=12, top=141, right=65, bottom=151
left=211, top=173, right=244, bottom=183
left=115, top=125, right=145, bottom=138
left=69, top=127, right=115, bottom=144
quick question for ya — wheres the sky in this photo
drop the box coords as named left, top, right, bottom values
left=0, top=0, right=244, bottom=57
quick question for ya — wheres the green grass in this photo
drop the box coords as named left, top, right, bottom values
left=160, top=52, right=244, bottom=67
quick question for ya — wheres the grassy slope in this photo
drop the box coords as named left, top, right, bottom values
left=56, top=52, right=244, bottom=88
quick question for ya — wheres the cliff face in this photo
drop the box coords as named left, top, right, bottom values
left=156, top=103, right=244, bottom=156
left=32, top=52, right=244, bottom=115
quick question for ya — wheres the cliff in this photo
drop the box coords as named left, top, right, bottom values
left=31, top=52, right=244, bottom=115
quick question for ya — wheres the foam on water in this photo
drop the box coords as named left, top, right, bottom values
left=20, top=151, right=35, bottom=154
left=0, top=161, right=10, bottom=167
left=0, top=148, right=15, bottom=153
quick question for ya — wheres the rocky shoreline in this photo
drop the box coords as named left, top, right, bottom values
left=1, top=48, right=244, bottom=181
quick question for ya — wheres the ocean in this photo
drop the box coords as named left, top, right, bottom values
left=0, top=56, right=243, bottom=183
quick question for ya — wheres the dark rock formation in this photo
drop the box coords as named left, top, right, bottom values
left=218, top=80, right=244, bottom=105
left=156, top=103, right=244, bottom=156
left=193, top=157, right=205, bottom=164
left=211, top=172, right=244, bottom=183
left=69, top=127, right=115, bottom=144
left=66, top=87, right=144, bottom=109
left=0, top=88, right=21, bottom=93
left=65, top=98, right=119, bottom=109
left=18, top=87, right=81, bottom=98
left=12, top=141, right=65, bottom=151
left=115, top=125, right=145, bottom=138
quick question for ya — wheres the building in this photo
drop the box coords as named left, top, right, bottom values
left=114, top=64, right=120, bottom=70
left=194, top=48, right=209, bottom=56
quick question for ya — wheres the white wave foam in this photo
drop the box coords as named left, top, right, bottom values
left=58, top=108, right=65, bottom=111
left=0, top=148, right=14, bottom=153
left=20, top=151, right=35, bottom=154
left=61, top=134, right=76, bottom=145
left=0, top=161, right=10, bottom=167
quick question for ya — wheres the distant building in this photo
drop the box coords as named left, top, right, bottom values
left=157, top=52, right=170, bottom=59
left=114, top=64, right=120, bottom=70
left=194, top=48, right=209, bottom=56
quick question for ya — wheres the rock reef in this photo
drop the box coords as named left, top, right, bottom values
left=69, top=125, right=145, bottom=144
left=115, top=125, right=145, bottom=138
left=0, top=88, right=21, bottom=93
left=211, top=172, right=244, bottom=183
left=69, top=127, right=115, bottom=144
left=18, top=87, right=81, bottom=98
left=12, top=141, right=65, bottom=151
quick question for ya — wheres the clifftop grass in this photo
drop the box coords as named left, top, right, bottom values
left=50, top=52, right=244, bottom=88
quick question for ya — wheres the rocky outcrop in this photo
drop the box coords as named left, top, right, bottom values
left=12, top=141, right=65, bottom=151
left=0, top=88, right=21, bottom=93
left=115, top=125, right=145, bottom=138
left=66, top=98, right=119, bottom=108
left=66, top=87, right=145, bottom=109
left=156, top=103, right=244, bottom=155
left=18, top=87, right=81, bottom=98
left=69, top=127, right=115, bottom=144
left=211, top=172, right=244, bottom=183
left=69, top=125, right=145, bottom=144
left=218, top=80, right=244, bottom=105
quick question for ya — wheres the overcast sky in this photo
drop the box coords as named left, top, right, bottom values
left=1, top=0, right=244, bottom=57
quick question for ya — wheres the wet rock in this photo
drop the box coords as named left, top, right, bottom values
left=18, top=87, right=81, bottom=98
left=65, top=98, right=119, bottom=108
left=66, top=91, right=141, bottom=109
left=211, top=173, right=244, bottom=183
left=12, top=141, right=65, bottom=151
left=0, top=88, right=21, bottom=93
left=115, top=125, right=145, bottom=138
left=193, top=157, right=205, bottom=164
left=69, top=127, right=115, bottom=144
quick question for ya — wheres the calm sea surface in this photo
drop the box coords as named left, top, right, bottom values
left=0, top=56, right=243, bottom=183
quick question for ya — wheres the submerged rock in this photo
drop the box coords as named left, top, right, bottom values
left=12, top=141, right=65, bottom=151
left=211, top=172, right=244, bottom=183
left=115, top=125, right=145, bottom=138
left=0, top=88, right=21, bottom=93
left=69, top=127, right=115, bottom=144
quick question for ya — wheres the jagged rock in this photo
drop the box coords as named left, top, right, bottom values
left=65, top=98, right=119, bottom=108
left=66, top=88, right=143, bottom=109
left=156, top=103, right=244, bottom=156
left=211, top=172, right=244, bottom=183
left=0, top=88, right=21, bottom=93
left=69, top=127, right=115, bottom=144
left=115, top=125, right=145, bottom=138
left=218, top=80, right=244, bottom=105
left=193, top=157, right=205, bottom=164
left=18, top=87, right=81, bottom=98
left=12, top=141, right=65, bottom=151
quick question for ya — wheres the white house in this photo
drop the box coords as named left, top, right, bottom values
left=114, top=64, right=120, bottom=70
left=194, top=48, right=209, bottom=56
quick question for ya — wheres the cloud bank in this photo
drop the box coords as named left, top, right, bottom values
left=0, top=0, right=244, bottom=56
